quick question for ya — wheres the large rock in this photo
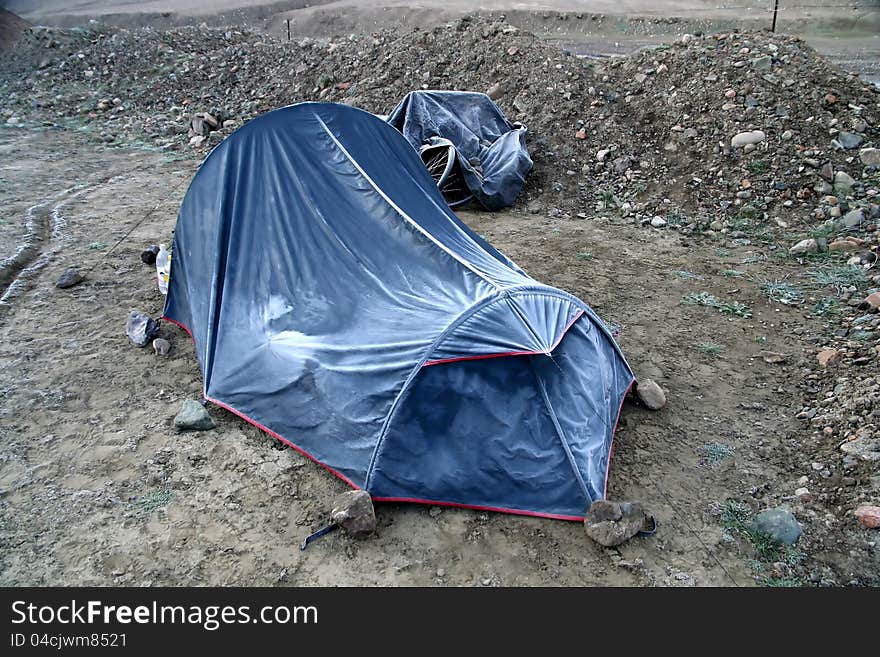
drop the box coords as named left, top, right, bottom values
left=789, top=238, right=818, bottom=255
left=731, top=130, right=765, bottom=148
left=860, top=148, right=880, bottom=167
left=835, top=131, right=864, bottom=150
left=330, top=490, right=376, bottom=538
left=55, top=267, right=83, bottom=289
left=750, top=508, right=801, bottom=545
left=854, top=505, right=880, bottom=529
left=635, top=379, right=666, bottom=410
left=841, top=209, right=864, bottom=229
left=125, top=311, right=160, bottom=347
left=583, top=499, right=652, bottom=547
left=860, top=291, right=880, bottom=311
left=833, top=171, right=855, bottom=195
left=816, top=349, right=841, bottom=367
left=174, top=399, right=215, bottom=431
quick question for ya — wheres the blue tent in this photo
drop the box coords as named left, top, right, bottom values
left=163, top=102, right=634, bottom=520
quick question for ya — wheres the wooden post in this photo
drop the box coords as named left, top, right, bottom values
left=287, top=18, right=291, bottom=41
left=771, top=0, right=779, bottom=33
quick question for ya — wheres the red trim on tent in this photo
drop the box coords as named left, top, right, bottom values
left=161, top=314, right=359, bottom=490
left=423, top=309, right=585, bottom=367
left=371, top=496, right=585, bottom=522
left=161, top=312, right=632, bottom=522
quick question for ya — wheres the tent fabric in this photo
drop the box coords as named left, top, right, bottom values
left=386, top=90, right=532, bottom=210
left=163, top=101, right=634, bottom=520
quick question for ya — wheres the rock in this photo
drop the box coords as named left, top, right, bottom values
left=222, top=119, right=236, bottom=129
left=751, top=55, right=772, bottom=69
left=55, top=267, right=83, bottom=289
left=731, top=130, right=765, bottom=148
left=789, top=238, right=818, bottom=255
left=635, top=379, right=666, bottom=410
left=860, top=291, right=880, bottom=311
left=833, top=171, right=855, bottom=195
left=795, top=487, right=813, bottom=503
left=840, top=434, right=880, bottom=461
left=819, top=162, right=834, bottom=182
left=583, top=499, right=652, bottom=547
left=860, top=148, right=880, bottom=167
left=125, top=311, right=160, bottom=347
left=750, top=508, right=802, bottom=545
left=486, top=82, right=506, bottom=100
left=841, top=209, right=864, bottom=229
left=835, top=132, right=864, bottom=150
left=828, top=239, right=860, bottom=252
left=330, top=490, right=376, bottom=538
left=152, top=338, right=171, bottom=356
left=854, top=505, right=880, bottom=529
left=174, top=399, right=215, bottom=431
left=760, top=351, right=787, bottom=364
left=816, top=349, right=841, bottom=367
left=140, top=244, right=160, bottom=265
left=189, top=135, right=206, bottom=147
left=596, top=148, right=610, bottom=162
left=575, top=128, right=586, bottom=140
left=781, top=130, right=793, bottom=141
left=650, top=216, right=667, bottom=228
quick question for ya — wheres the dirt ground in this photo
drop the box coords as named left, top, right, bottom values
left=1, top=1, right=878, bottom=587
left=2, top=124, right=853, bottom=587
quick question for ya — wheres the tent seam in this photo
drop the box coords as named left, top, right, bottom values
left=314, top=112, right=503, bottom=292
left=530, top=359, right=591, bottom=500
left=364, top=286, right=585, bottom=489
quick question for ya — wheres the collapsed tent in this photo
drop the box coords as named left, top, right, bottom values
left=386, top=90, right=532, bottom=210
left=163, top=102, right=634, bottom=520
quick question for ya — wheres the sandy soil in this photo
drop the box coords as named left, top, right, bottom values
left=0, top=125, right=839, bottom=586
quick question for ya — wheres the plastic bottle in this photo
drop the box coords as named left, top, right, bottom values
left=156, top=243, right=171, bottom=295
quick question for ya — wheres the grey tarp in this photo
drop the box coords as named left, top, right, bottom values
left=386, top=90, right=532, bottom=210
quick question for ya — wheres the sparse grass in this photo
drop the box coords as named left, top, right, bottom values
left=575, top=252, right=593, bottom=261
left=759, top=279, right=804, bottom=306
left=699, top=442, right=734, bottom=465
left=674, top=270, right=703, bottom=280
left=597, top=189, right=621, bottom=211
left=682, top=292, right=752, bottom=318
left=88, top=241, right=107, bottom=250
left=808, top=223, right=837, bottom=240
left=715, top=248, right=732, bottom=258
left=718, top=500, right=806, bottom=587
left=812, top=297, right=840, bottom=316
left=666, top=211, right=689, bottom=228
left=722, top=269, right=745, bottom=278
left=745, top=160, right=769, bottom=175
left=134, top=489, right=173, bottom=513
left=754, top=335, right=767, bottom=343
left=810, top=265, right=868, bottom=293
left=699, top=342, right=724, bottom=355
left=739, top=253, right=766, bottom=264
left=763, top=576, right=804, bottom=587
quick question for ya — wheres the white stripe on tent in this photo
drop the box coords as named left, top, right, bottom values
left=314, top=113, right=502, bottom=292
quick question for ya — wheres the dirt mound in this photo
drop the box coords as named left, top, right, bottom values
left=0, top=9, right=30, bottom=50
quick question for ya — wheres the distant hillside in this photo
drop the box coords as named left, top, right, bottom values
left=0, top=9, right=30, bottom=50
